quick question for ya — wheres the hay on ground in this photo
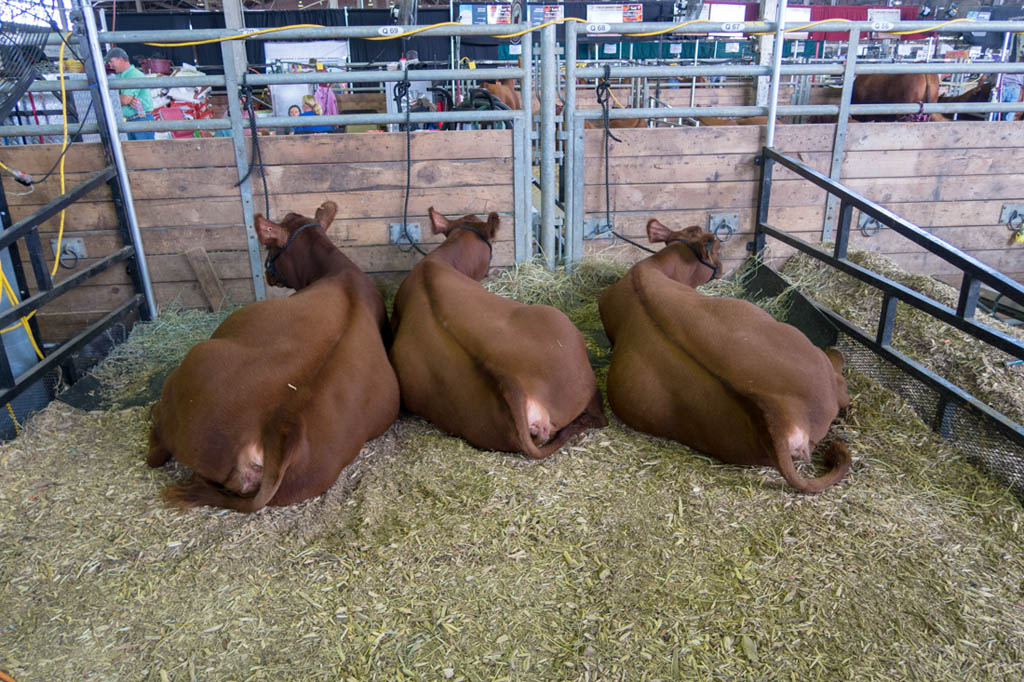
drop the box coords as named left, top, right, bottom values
left=1, top=255, right=1023, bottom=682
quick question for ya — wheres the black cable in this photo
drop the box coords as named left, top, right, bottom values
left=597, top=65, right=655, bottom=255
left=395, top=72, right=426, bottom=256
left=234, top=81, right=270, bottom=218
left=26, top=99, right=94, bottom=185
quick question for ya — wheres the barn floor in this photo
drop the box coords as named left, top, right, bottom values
left=1, top=256, right=1023, bottom=682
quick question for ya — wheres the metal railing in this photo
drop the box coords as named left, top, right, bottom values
left=753, top=146, right=1024, bottom=450
left=561, top=18, right=1024, bottom=257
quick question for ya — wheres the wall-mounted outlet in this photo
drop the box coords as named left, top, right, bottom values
left=389, top=222, right=421, bottom=246
left=583, top=219, right=613, bottom=240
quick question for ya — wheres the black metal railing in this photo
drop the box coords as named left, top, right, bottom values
left=752, top=146, right=1024, bottom=448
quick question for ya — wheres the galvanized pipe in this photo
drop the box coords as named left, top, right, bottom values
left=79, top=0, right=157, bottom=321
left=517, top=31, right=534, bottom=264
left=13, top=98, right=1024, bottom=138
left=564, top=22, right=579, bottom=265
left=764, top=0, right=787, bottom=149
left=30, top=60, right=1024, bottom=95
left=540, top=24, right=557, bottom=269
left=821, top=29, right=860, bottom=241
left=56, top=20, right=1022, bottom=47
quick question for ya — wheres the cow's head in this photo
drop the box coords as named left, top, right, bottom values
left=256, top=201, right=337, bottom=290
left=428, top=207, right=498, bottom=281
left=646, top=219, right=722, bottom=286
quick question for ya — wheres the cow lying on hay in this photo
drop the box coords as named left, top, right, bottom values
left=147, top=202, right=400, bottom=512
left=389, top=208, right=607, bottom=459
left=599, top=220, right=852, bottom=493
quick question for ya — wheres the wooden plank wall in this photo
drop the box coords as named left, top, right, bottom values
left=1, top=129, right=515, bottom=341
left=582, top=121, right=1024, bottom=284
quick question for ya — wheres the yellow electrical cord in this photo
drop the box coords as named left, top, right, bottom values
left=890, top=18, right=973, bottom=36
left=366, top=21, right=465, bottom=40
left=143, top=24, right=326, bottom=48
left=51, top=34, right=70, bottom=278
left=495, top=17, right=588, bottom=39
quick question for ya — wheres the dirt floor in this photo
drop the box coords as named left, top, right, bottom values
left=1, top=256, right=1022, bottom=682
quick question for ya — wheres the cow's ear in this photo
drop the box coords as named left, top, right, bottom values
left=315, top=201, right=338, bottom=230
left=486, top=212, right=501, bottom=237
left=255, top=215, right=289, bottom=247
left=428, top=207, right=450, bottom=235
left=646, top=219, right=672, bottom=244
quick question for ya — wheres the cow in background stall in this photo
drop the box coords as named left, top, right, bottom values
left=852, top=73, right=946, bottom=122
left=389, top=208, right=607, bottom=458
left=147, top=201, right=400, bottom=512
left=599, top=219, right=852, bottom=493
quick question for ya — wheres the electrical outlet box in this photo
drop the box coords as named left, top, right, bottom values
left=583, top=219, right=613, bottom=240
left=389, top=222, right=421, bottom=246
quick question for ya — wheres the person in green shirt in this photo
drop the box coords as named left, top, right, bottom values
left=104, top=47, right=155, bottom=140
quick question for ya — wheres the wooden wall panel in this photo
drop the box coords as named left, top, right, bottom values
left=1, top=129, right=517, bottom=342
left=582, top=121, right=1024, bottom=286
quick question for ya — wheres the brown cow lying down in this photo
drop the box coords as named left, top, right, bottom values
left=147, top=201, right=400, bottom=512
left=598, top=220, right=852, bottom=493
left=389, top=208, right=607, bottom=458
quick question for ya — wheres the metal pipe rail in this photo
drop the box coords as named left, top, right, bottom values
left=752, top=148, right=1024, bottom=447
left=760, top=147, right=1024, bottom=314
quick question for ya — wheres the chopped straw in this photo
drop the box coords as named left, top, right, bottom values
left=1, top=254, right=1023, bottom=682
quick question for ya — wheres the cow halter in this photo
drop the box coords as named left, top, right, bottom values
left=449, top=223, right=493, bottom=263
left=666, top=238, right=718, bottom=282
left=264, top=221, right=319, bottom=289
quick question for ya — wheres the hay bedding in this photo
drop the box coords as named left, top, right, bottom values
left=1, top=256, right=1023, bottom=682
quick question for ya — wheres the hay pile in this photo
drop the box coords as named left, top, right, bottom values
left=781, top=250, right=1024, bottom=425
left=2, top=256, right=1024, bottom=682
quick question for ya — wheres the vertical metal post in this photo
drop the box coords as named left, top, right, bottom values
left=822, top=28, right=859, bottom=240
left=764, top=0, right=788, bottom=149
left=512, top=115, right=529, bottom=263
left=876, top=293, right=898, bottom=348
left=0, top=185, right=40, bottom=345
left=753, top=152, right=775, bottom=255
left=990, top=31, right=1013, bottom=122
left=690, top=39, right=698, bottom=109
left=221, top=0, right=266, bottom=301
left=756, top=0, right=780, bottom=108
left=514, top=31, right=534, bottom=263
left=564, top=22, right=579, bottom=265
left=833, top=200, right=852, bottom=260
left=957, top=274, right=981, bottom=320
left=540, top=24, right=556, bottom=269
left=79, top=0, right=158, bottom=320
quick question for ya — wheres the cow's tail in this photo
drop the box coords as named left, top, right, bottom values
left=755, top=399, right=851, bottom=494
left=161, top=410, right=306, bottom=513
left=501, top=380, right=607, bottom=460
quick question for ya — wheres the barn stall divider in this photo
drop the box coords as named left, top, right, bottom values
left=2, top=9, right=1024, bottom=483
left=555, top=14, right=1024, bottom=495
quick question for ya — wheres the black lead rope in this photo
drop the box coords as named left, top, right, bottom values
left=234, top=81, right=271, bottom=218
left=667, top=237, right=719, bottom=282
left=597, top=65, right=656, bottom=254
left=449, top=224, right=493, bottom=263
left=395, top=72, right=427, bottom=256
left=264, top=222, right=319, bottom=289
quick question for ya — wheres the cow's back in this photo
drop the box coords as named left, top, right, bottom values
left=601, top=265, right=846, bottom=464
left=391, top=259, right=598, bottom=453
left=153, top=272, right=398, bottom=505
